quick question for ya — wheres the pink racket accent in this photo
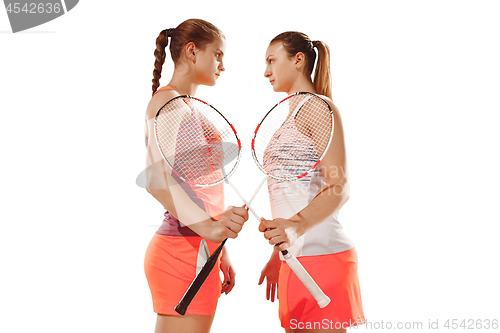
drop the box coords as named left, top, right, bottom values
left=193, top=96, right=208, bottom=105
left=280, top=94, right=294, bottom=103
left=311, top=160, right=321, bottom=169
left=254, top=124, right=261, bottom=134
left=297, top=172, right=308, bottom=179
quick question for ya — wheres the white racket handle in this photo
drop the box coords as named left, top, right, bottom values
left=282, top=251, right=331, bottom=308
left=226, top=178, right=261, bottom=221
left=227, top=178, right=330, bottom=308
left=247, top=176, right=267, bottom=205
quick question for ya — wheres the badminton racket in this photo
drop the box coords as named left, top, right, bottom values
left=250, top=92, right=335, bottom=308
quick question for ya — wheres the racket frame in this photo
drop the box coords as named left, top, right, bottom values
left=154, top=95, right=242, bottom=187
left=250, top=91, right=334, bottom=181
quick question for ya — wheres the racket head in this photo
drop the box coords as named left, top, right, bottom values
left=251, top=92, right=334, bottom=181
left=154, top=95, right=241, bottom=187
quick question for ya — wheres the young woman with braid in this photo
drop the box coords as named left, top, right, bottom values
left=257, top=32, right=365, bottom=332
left=143, top=19, right=248, bottom=333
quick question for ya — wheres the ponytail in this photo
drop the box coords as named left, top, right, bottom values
left=312, top=41, right=332, bottom=99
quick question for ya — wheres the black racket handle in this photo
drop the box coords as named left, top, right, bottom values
left=174, top=238, right=227, bottom=315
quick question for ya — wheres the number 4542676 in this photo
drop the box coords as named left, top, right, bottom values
left=6, top=3, right=62, bottom=14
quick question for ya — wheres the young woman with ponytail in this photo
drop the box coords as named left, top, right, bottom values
left=143, top=19, right=248, bottom=333
left=258, top=32, right=365, bottom=333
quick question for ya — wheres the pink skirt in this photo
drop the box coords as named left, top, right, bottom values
left=278, top=248, right=365, bottom=329
left=144, top=234, right=222, bottom=315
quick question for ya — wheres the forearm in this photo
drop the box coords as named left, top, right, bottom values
left=290, top=179, right=350, bottom=237
left=220, top=246, right=230, bottom=263
left=146, top=161, right=225, bottom=242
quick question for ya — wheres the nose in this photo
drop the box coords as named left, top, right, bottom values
left=219, top=61, right=225, bottom=72
left=264, top=66, right=271, bottom=78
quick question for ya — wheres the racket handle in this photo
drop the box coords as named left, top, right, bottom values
left=226, top=178, right=261, bottom=221
left=248, top=176, right=267, bottom=205
left=174, top=239, right=227, bottom=315
left=282, top=250, right=331, bottom=308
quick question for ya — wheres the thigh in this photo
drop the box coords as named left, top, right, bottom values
left=154, top=314, right=215, bottom=333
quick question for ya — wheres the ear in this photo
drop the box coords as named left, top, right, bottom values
left=184, top=42, right=197, bottom=64
left=294, top=52, right=306, bottom=69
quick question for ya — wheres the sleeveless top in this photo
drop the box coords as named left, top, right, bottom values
left=265, top=106, right=355, bottom=258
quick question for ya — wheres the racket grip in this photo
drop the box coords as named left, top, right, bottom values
left=174, top=239, right=227, bottom=315
left=282, top=251, right=331, bottom=308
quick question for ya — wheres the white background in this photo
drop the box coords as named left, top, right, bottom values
left=1, top=1, right=499, bottom=332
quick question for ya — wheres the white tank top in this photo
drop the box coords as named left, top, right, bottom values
left=265, top=112, right=355, bottom=258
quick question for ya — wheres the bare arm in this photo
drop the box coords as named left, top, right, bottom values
left=293, top=98, right=349, bottom=232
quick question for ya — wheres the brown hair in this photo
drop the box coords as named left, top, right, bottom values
left=152, top=19, right=225, bottom=95
left=270, top=32, right=332, bottom=99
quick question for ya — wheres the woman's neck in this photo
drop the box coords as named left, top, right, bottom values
left=287, top=77, right=316, bottom=96
left=168, top=68, right=199, bottom=96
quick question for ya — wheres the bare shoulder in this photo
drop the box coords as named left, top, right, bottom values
left=316, top=94, right=342, bottom=119
left=145, top=89, right=180, bottom=120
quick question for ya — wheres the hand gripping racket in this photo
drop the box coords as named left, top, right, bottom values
left=249, top=92, right=335, bottom=308
left=153, top=95, right=251, bottom=315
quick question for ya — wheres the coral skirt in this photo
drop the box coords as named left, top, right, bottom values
left=278, top=248, right=365, bottom=329
left=144, top=234, right=222, bottom=315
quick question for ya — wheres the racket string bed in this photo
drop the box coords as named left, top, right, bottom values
left=263, top=117, right=320, bottom=180
left=253, top=93, right=334, bottom=181
left=155, top=96, right=240, bottom=187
